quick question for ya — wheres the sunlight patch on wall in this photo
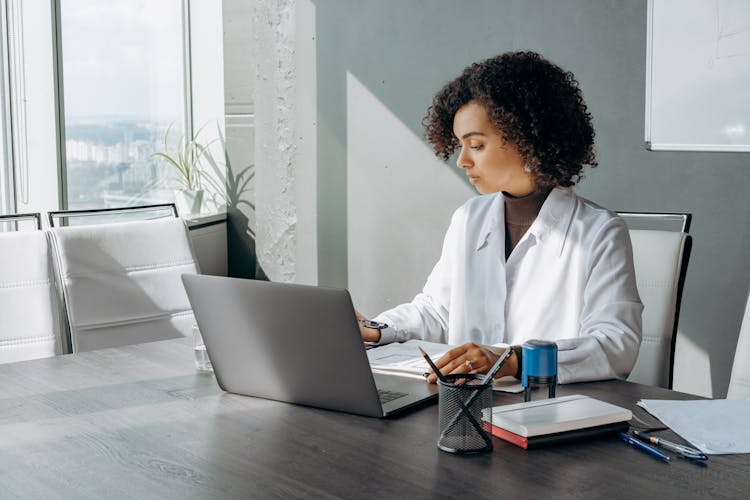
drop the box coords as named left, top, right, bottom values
left=346, top=71, right=474, bottom=315
left=673, top=330, right=713, bottom=397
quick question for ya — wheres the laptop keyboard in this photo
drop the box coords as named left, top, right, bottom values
left=378, top=389, right=408, bottom=404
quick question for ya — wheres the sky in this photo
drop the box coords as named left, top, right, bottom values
left=61, top=0, right=185, bottom=121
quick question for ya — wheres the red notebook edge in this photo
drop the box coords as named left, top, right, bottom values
left=484, top=421, right=630, bottom=450
left=484, top=422, right=530, bottom=449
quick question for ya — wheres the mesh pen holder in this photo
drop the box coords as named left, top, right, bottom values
left=437, top=374, right=493, bottom=454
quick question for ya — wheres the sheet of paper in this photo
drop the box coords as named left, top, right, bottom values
left=492, top=376, right=524, bottom=394
left=638, top=398, right=750, bottom=455
left=366, top=340, right=524, bottom=393
left=366, top=339, right=448, bottom=376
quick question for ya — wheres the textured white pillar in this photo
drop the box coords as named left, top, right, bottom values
left=254, top=0, right=298, bottom=282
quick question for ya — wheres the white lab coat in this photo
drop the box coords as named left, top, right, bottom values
left=373, top=187, right=643, bottom=383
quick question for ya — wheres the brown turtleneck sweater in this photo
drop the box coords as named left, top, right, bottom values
left=503, top=189, right=551, bottom=260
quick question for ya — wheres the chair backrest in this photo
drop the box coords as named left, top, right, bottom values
left=48, top=217, right=200, bottom=352
left=626, top=229, right=692, bottom=388
left=0, top=220, right=64, bottom=363
left=727, top=292, right=750, bottom=398
left=48, top=203, right=177, bottom=228
left=618, top=212, right=691, bottom=233
left=0, top=212, right=42, bottom=232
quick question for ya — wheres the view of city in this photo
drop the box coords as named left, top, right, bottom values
left=65, top=119, right=182, bottom=209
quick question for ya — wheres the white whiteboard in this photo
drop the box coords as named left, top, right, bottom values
left=645, top=0, right=750, bottom=151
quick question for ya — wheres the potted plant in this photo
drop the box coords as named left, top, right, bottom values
left=201, top=128, right=255, bottom=230
left=151, top=124, right=215, bottom=216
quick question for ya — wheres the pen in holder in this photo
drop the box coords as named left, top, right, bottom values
left=522, top=340, right=557, bottom=402
left=437, top=374, right=493, bottom=454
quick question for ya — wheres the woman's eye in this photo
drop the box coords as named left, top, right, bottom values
left=470, top=145, right=483, bottom=151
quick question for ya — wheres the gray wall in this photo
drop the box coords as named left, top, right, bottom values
left=223, top=0, right=259, bottom=279
left=311, top=0, right=750, bottom=397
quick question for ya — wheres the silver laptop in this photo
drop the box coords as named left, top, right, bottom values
left=182, top=274, right=438, bottom=417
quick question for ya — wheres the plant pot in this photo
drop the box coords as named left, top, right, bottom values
left=174, top=189, right=204, bottom=216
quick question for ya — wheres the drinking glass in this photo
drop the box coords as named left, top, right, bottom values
left=193, top=324, right=213, bottom=372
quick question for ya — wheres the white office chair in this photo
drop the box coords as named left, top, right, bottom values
left=621, top=212, right=692, bottom=388
left=48, top=216, right=200, bottom=352
left=727, top=292, right=750, bottom=398
left=0, top=213, right=64, bottom=363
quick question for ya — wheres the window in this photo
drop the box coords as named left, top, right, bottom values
left=0, top=1, right=223, bottom=217
left=58, top=0, right=188, bottom=209
left=0, top=0, right=16, bottom=215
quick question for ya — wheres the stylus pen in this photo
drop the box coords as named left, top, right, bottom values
left=479, top=347, right=513, bottom=385
left=632, top=430, right=708, bottom=460
left=620, top=432, right=670, bottom=462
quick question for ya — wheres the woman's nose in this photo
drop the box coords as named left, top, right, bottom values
left=456, top=148, right=471, bottom=169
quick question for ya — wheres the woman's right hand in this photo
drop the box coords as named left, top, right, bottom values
left=355, top=309, right=382, bottom=343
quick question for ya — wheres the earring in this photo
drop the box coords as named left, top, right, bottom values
left=524, top=164, right=532, bottom=172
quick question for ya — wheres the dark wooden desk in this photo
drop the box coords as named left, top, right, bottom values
left=1, top=339, right=747, bottom=499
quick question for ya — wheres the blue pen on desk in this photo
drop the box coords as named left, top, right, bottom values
left=632, top=431, right=708, bottom=461
left=619, top=432, right=670, bottom=462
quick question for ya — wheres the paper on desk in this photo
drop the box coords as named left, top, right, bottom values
left=367, top=340, right=448, bottom=378
left=493, top=376, right=524, bottom=393
left=366, top=339, right=524, bottom=393
left=638, top=398, right=750, bottom=455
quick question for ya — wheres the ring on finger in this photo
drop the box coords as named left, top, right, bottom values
left=464, top=359, right=474, bottom=370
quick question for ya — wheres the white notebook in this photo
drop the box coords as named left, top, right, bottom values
left=489, top=394, right=632, bottom=437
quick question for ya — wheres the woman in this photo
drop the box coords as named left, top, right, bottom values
left=358, top=51, right=643, bottom=384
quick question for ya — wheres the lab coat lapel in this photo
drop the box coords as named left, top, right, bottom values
left=529, top=187, right=576, bottom=256
left=468, top=192, right=506, bottom=345
left=475, top=192, right=503, bottom=253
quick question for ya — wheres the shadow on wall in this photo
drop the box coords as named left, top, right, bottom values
left=227, top=208, right=268, bottom=281
left=203, top=130, right=267, bottom=281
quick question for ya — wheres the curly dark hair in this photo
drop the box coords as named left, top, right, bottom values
left=423, top=51, right=597, bottom=188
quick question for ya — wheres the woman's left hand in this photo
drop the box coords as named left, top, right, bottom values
left=426, top=342, right=516, bottom=383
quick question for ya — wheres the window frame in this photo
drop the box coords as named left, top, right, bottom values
left=53, top=0, right=194, bottom=211
left=0, top=0, right=18, bottom=214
